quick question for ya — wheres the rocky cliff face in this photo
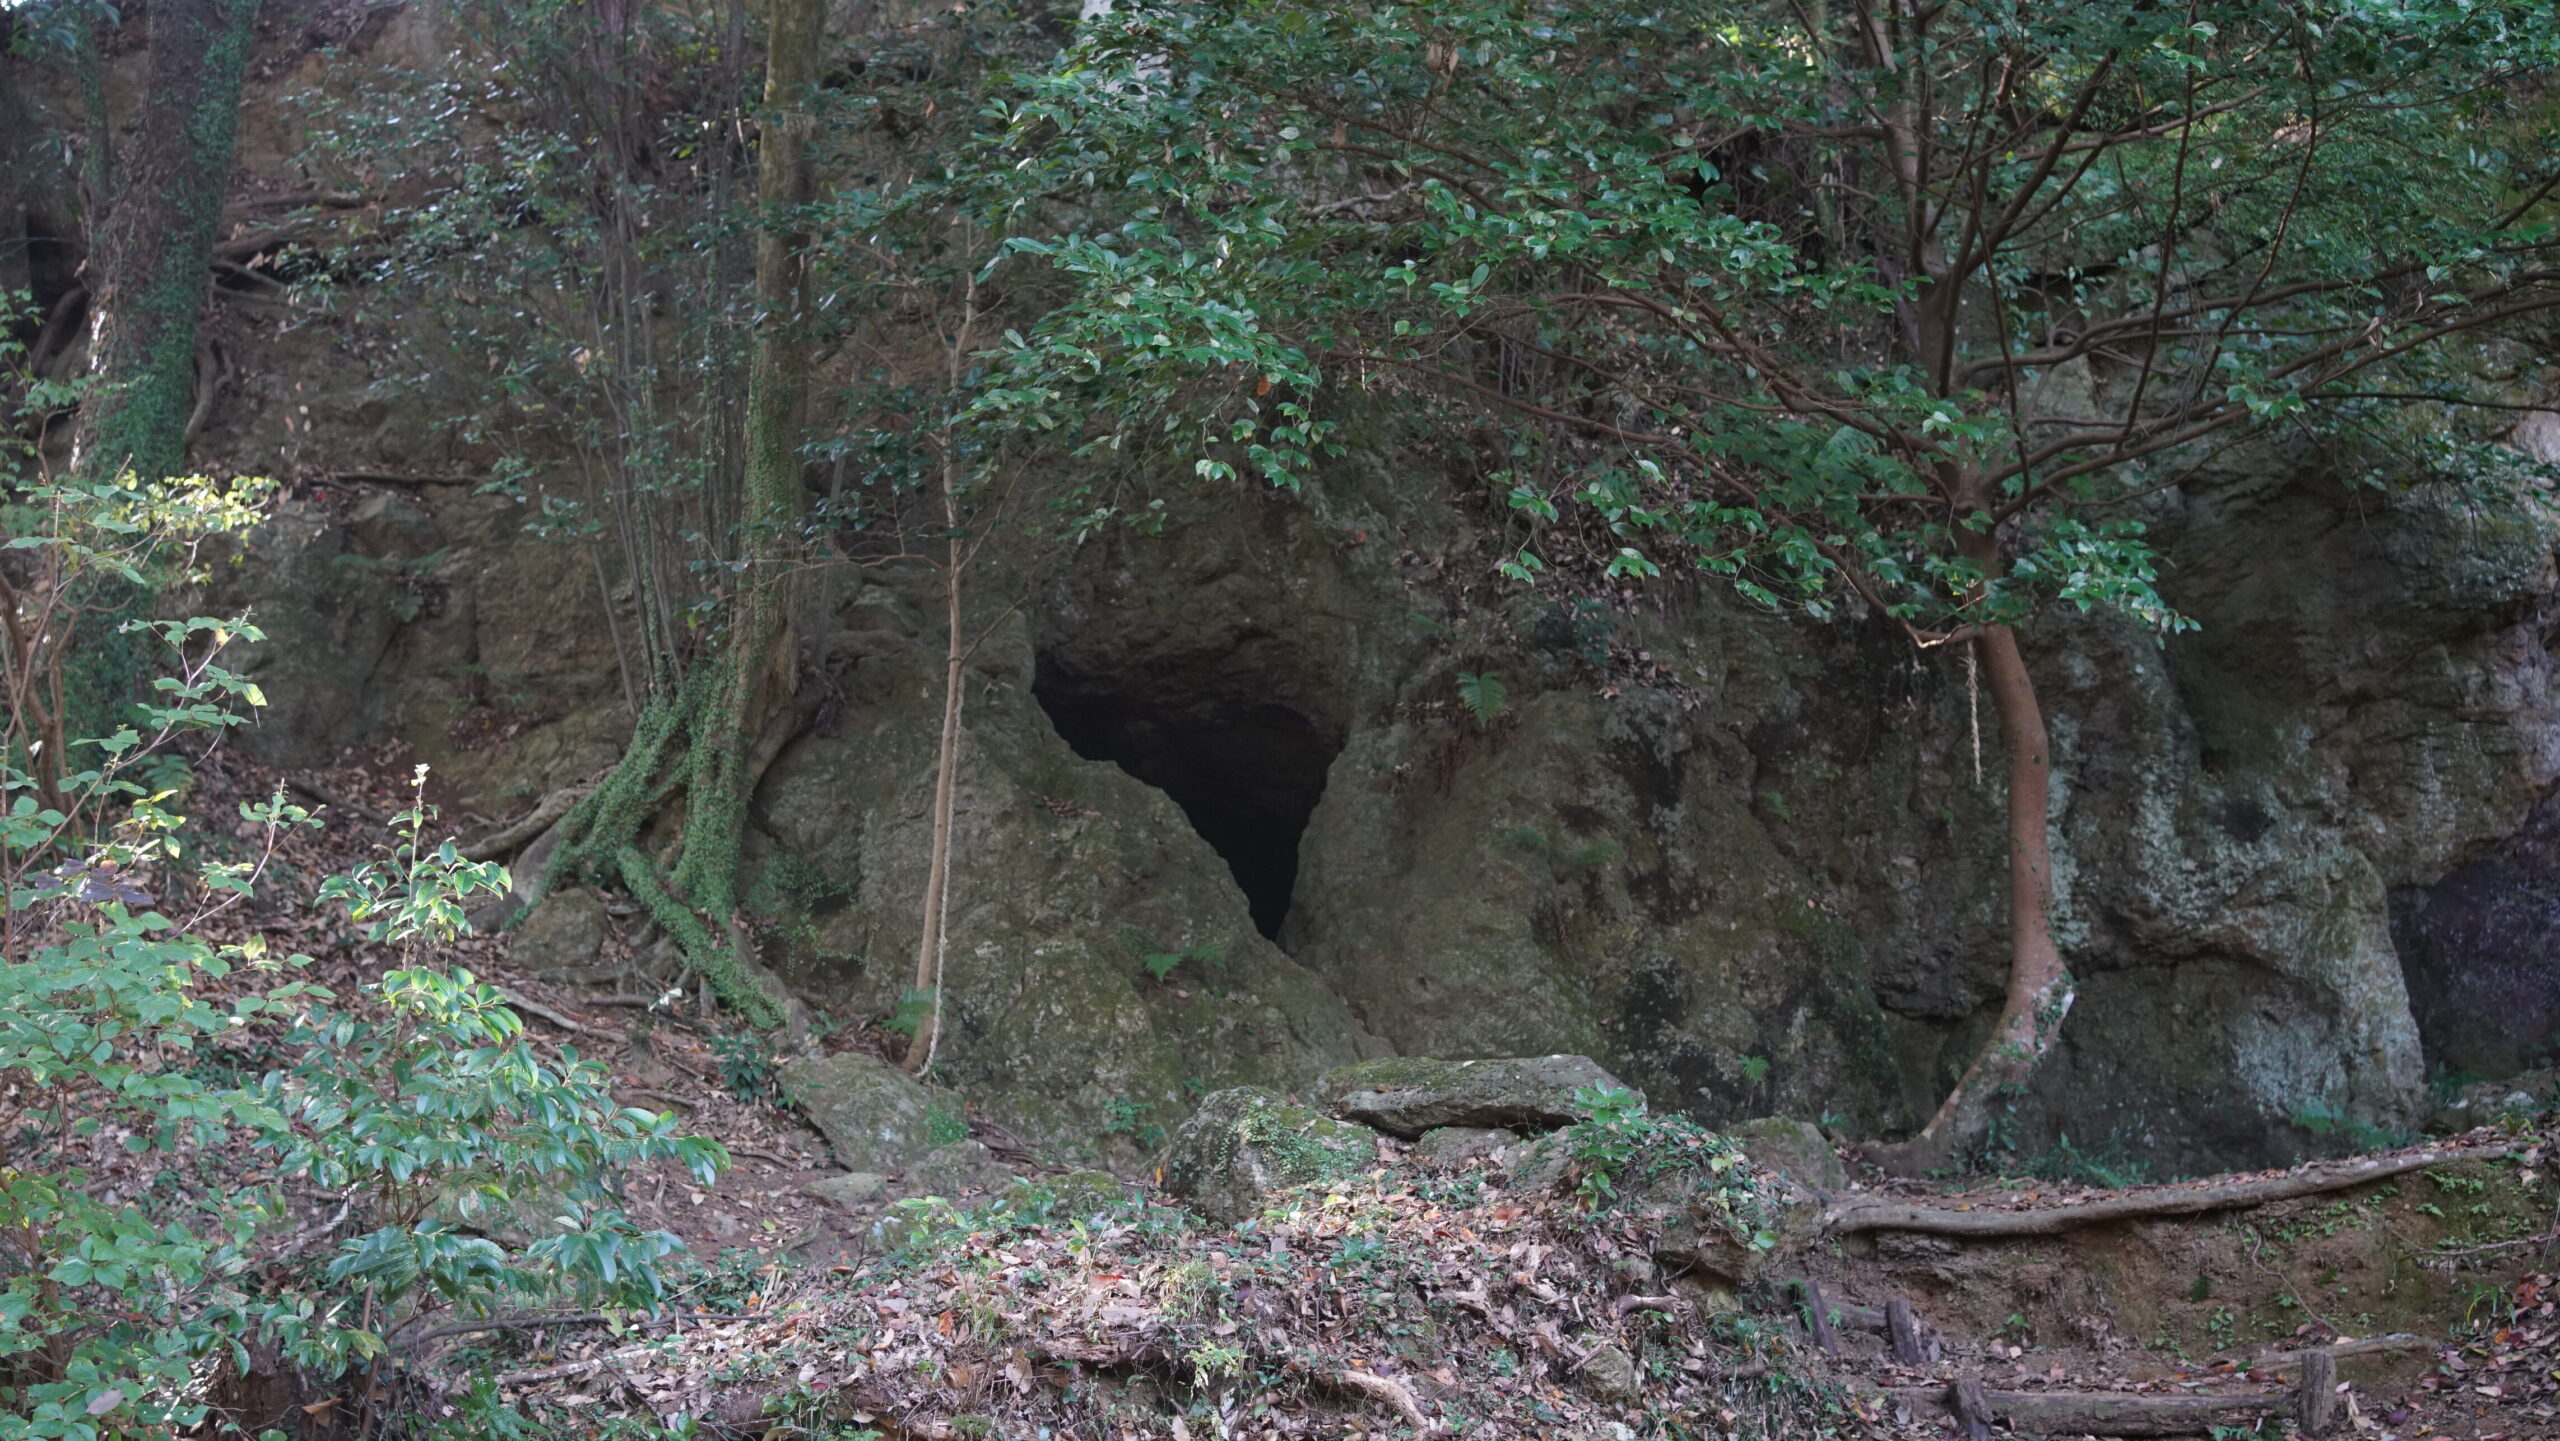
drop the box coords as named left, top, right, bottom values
left=98, top=0, right=2560, bottom=1175
left=184, top=414, right=2560, bottom=1174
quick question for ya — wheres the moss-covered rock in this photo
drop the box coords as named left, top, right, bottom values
left=1158, top=1087, right=1373, bottom=1224
left=1727, top=1116, right=1846, bottom=1195
left=902, top=1139, right=1009, bottom=1199
left=1410, top=1126, right=1514, bottom=1169
left=1319, top=1055, right=1634, bottom=1138
left=780, top=1051, right=964, bottom=1173
left=508, top=888, right=607, bottom=974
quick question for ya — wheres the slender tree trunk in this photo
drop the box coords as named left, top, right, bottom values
left=1871, top=535, right=2075, bottom=1177
left=70, top=0, right=259, bottom=484
left=903, top=476, right=967, bottom=1072
left=666, top=0, right=822, bottom=927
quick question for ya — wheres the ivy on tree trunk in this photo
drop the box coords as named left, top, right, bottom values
left=71, top=0, right=258, bottom=485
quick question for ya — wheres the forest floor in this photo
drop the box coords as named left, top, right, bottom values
left=172, top=746, right=2560, bottom=1441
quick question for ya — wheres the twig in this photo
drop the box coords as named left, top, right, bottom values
left=2420, top=1230, right=2558, bottom=1263
left=2244, top=1224, right=2340, bottom=1334
left=1337, top=1369, right=1436, bottom=1433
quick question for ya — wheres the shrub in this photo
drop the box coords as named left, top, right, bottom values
left=0, top=481, right=725, bottom=1436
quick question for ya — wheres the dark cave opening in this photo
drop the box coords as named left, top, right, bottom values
left=1033, top=654, right=1344, bottom=941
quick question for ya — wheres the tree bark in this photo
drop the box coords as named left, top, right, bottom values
left=70, top=0, right=260, bottom=484
left=1870, top=527, right=2073, bottom=1176
left=666, top=0, right=822, bottom=929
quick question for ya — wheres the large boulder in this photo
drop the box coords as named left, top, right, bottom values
left=1318, top=1055, right=1634, bottom=1139
left=1159, top=1087, right=1373, bottom=1224
left=780, top=1052, right=965, bottom=1173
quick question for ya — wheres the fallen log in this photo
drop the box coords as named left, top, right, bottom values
left=1795, top=1279, right=1840, bottom=1355
left=1829, top=1144, right=2507, bottom=1238
left=1893, top=1383, right=2293, bottom=1436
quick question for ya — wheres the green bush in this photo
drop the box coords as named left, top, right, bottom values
left=0, top=481, right=725, bottom=1437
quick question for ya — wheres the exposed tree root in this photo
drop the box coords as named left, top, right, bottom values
left=1336, top=1368, right=1437, bottom=1434
left=461, top=784, right=593, bottom=861
left=1826, top=1143, right=2509, bottom=1238
left=490, top=985, right=614, bottom=1041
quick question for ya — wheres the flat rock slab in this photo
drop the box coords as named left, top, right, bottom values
left=1318, top=1055, right=1637, bottom=1139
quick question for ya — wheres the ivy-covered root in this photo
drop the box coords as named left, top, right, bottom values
left=514, top=674, right=801, bottom=1033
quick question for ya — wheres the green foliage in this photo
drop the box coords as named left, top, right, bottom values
left=2009, top=1133, right=2150, bottom=1190
left=1102, top=1097, right=1167, bottom=1150
left=2290, top=1099, right=2417, bottom=1153
left=710, top=1030, right=783, bottom=1104
left=1550, top=1086, right=1775, bottom=1256
left=0, top=487, right=724, bottom=1436
left=966, top=0, right=2560, bottom=641
left=1140, top=940, right=1222, bottom=984
left=1455, top=670, right=1507, bottom=727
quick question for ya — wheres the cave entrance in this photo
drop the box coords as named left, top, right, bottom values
left=1033, top=650, right=1344, bottom=941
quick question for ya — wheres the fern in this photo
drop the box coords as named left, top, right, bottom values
left=1141, top=941, right=1222, bottom=983
left=1457, top=670, right=1508, bottom=727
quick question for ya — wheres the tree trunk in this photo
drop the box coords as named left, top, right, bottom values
left=531, top=0, right=822, bottom=1030
left=1870, top=536, right=2074, bottom=1176
left=70, top=0, right=259, bottom=484
left=665, top=0, right=822, bottom=928
left=903, top=476, right=967, bottom=1073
